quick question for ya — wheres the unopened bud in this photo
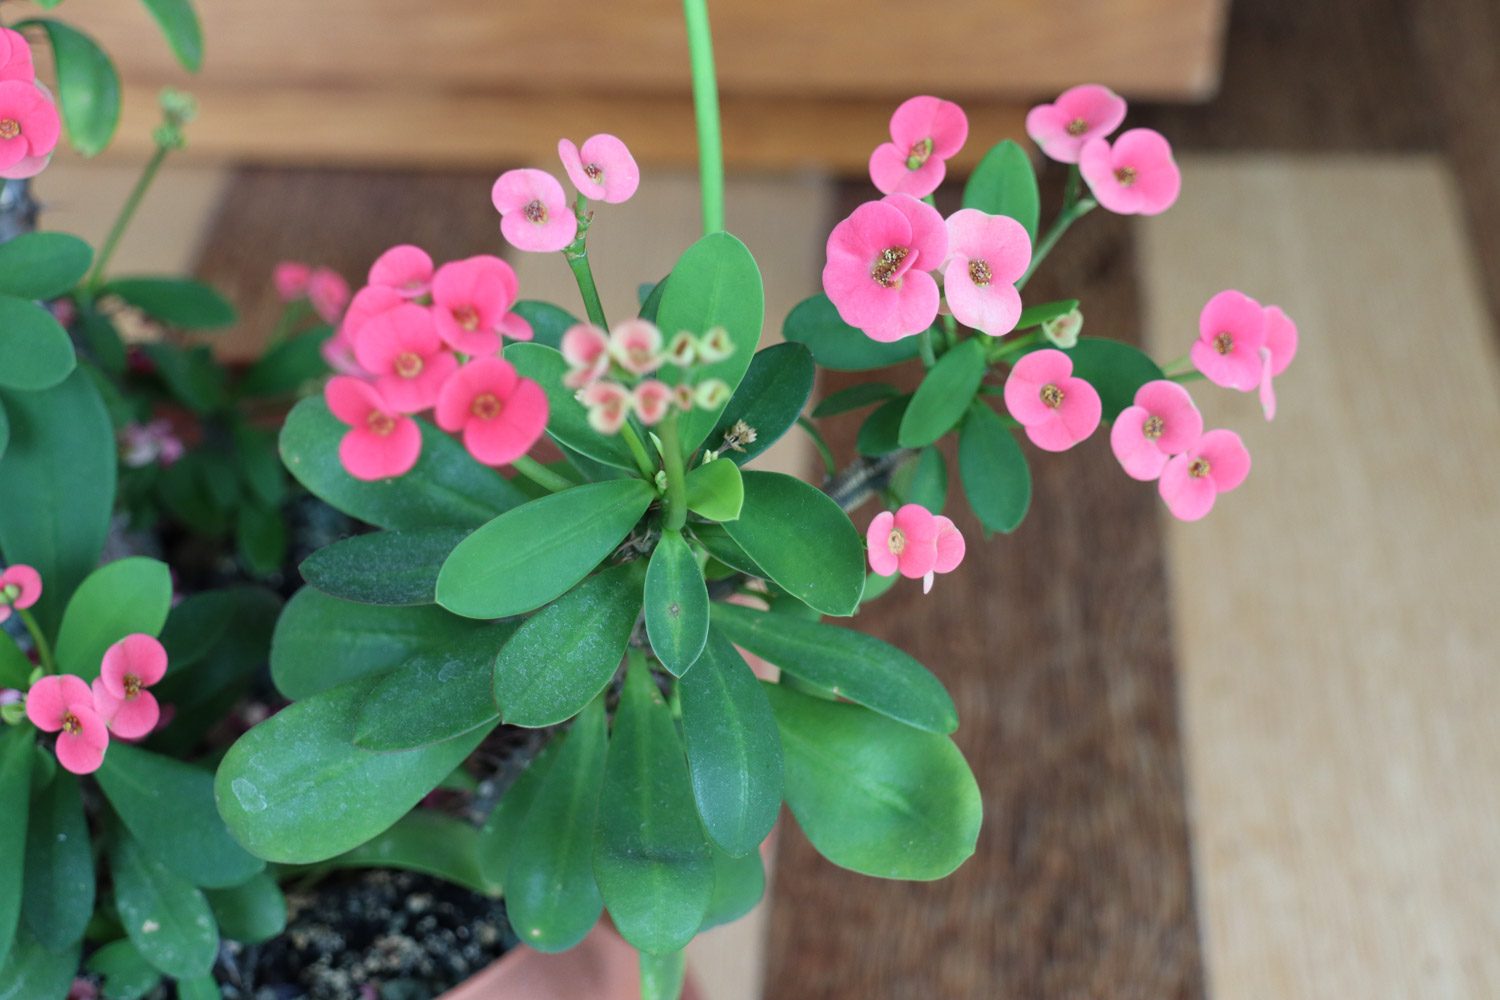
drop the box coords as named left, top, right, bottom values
left=1042, top=308, right=1083, bottom=349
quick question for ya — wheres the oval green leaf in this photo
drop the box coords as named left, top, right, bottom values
left=99, top=277, right=235, bottom=330
left=0, top=295, right=74, bottom=392
left=959, top=401, right=1031, bottom=533
left=21, top=769, right=93, bottom=952
left=18, top=19, right=119, bottom=156
left=690, top=524, right=763, bottom=579
left=138, top=0, right=203, bottom=72
left=84, top=938, right=160, bottom=1000
left=898, top=337, right=987, bottom=448
left=963, top=139, right=1041, bottom=242
left=698, top=841, right=765, bottom=932
left=893, top=445, right=947, bottom=513
left=503, top=342, right=638, bottom=471
left=0, top=924, right=79, bottom=1000
left=0, top=728, right=33, bottom=971
left=353, top=624, right=516, bottom=751
left=477, top=735, right=564, bottom=888
left=510, top=300, right=578, bottom=352
left=0, top=233, right=92, bottom=299
left=54, top=557, right=172, bottom=681
left=300, top=527, right=469, bottom=606
left=645, top=530, right=709, bottom=677
left=204, top=872, right=286, bottom=944
left=109, top=832, right=217, bottom=978
left=683, top=458, right=742, bottom=522
left=783, top=294, right=920, bottom=371
left=811, top=381, right=901, bottom=418
left=321, top=810, right=492, bottom=895
left=702, top=342, right=813, bottom=465
left=1016, top=298, right=1079, bottom=330
left=856, top=394, right=912, bottom=456
left=237, top=327, right=333, bottom=397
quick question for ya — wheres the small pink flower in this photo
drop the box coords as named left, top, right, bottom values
left=561, top=323, right=612, bottom=388
left=1079, top=129, right=1181, bottom=216
left=273, top=261, right=312, bottom=301
left=320, top=328, right=369, bottom=377
left=435, top=357, right=548, bottom=466
left=26, top=675, right=109, bottom=774
left=369, top=244, right=434, bottom=299
left=923, top=515, right=966, bottom=594
left=0, top=80, right=62, bottom=172
left=609, top=319, right=665, bottom=375
left=0, top=563, right=42, bottom=623
left=942, top=209, right=1032, bottom=336
left=325, top=375, right=422, bottom=480
left=119, top=420, right=184, bottom=469
left=0, top=80, right=52, bottom=180
left=1191, top=289, right=1267, bottom=391
left=868, top=96, right=968, bottom=198
left=664, top=332, right=696, bottom=367
left=866, top=504, right=941, bottom=579
left=1025, top=84, right=1128, bottom=164
left=581, top=380, right=631, bottom=435
left=823, top=194, right=948, bottom=343
left=0, top=28, right=35, bottom=84
left=1003, top=349, right=1102, bottom=452
left=352, top=303, right=458, bottom=412
left=430, top=255, right=525, bottom=356
left=558, top=134, right=640, bottom=204
left=492, top=169, right=578, bottom=253
left=340, top=284, right=405, bottom=346
left=1158, top=429, right=1250, bottom=521
left=1110, top=380, right=1204, bottom=481
left=308, top=268, right=350, bottom=325
left=1258, top=305, right=1298, bottom=421
left=632, top=380, right=672, bottom=425
left=91, top=634, right=168, bottom=739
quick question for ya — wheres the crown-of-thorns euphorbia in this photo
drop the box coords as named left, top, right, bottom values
left=1158, top=428, right=1251, bottom=521
left=1110, top=380, right=1205, bottom=481
left=307, top=267, right=350, bottom=325
left=492, top=168, right=579, bottom=253
left=326, top=374, right=423, bottom=480
left=0, top=563, right=41, bottom=623
left=354, top=303, right=460, bottom=413
left=824, top=193, right=948, bottom=342
left=558, top=134, right=641, bottom=205
left=561, top=323, right=612, bottom=389
left=26, top=675, right=109, bottom=775
left=1079, top=128, right=1181, bottom=216
left=610, top=319, right=666, bottom=376
left=1191, top=289, right=1267, bottom=392
left=0, top=27, right=35, bottom=82
left=430, top=255, right=529, bottom=355
left=369, top=244, right=435, bottom=298
left=435, top=357, right=549, bottom=467
left=868, top=96, right=969, bottom=198
left=91, top=633, right=168, bottom=739
left=867, top=504, right=967, bottom=594
left=942, top=208, right=1033, bottom=337
left=0, top=77, right=61, bottom=173
left=1004, top=348, right=1103, bottom=452
left=1025, top=84, right=1129, bottom=165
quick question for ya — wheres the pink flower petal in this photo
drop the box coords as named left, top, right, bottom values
left=465, top=377, right=548, bottom=466
left=308, top=269, right=350, bottom=324
left=1056, top=376, right=1102, bottom=442
left=558, top=134, right=641, bottom=204
left=866, top=510, right=898, bottom=577
left=1132, top=380, right=1203, bottom=454
left=0, top=81, right=61, bottom=168
left=1259, top=348, right=1278, bottom=421
left=26, top=674, right=82, bottom=731
left=340, top=418, right=422, bottom=481
left=100, top=633, right=167, bottom=697
left=932, top=516, right=965, bottom=574
left=497, top=311, right=533, bottom=342
left=1111, top=129, right=1180, bottom=215
left=0, top=564, right=42, bottom=609
left=1004, top=349, right=1073, bottom=424
left=1158, top=454, right=1219, bottom=521
left=1194, top=289, right=1268, bottom=390
left=325, top=375, right=388, bottom=427
left=1025, top=84, right=1128, bottom=164
left=863, top=269, right=940, bottom=343
left=99, top=686, right=160, bottom=740
left=1110, top=405, right=1171, bottom=481
left=882, top=195, right=948, bottom=270
left=1198, top=428, right=1251, bottom=492
left=493, top=169, right=577, bottom=253
left=888, top=95, right=968, bottom=159
left=273, top=261, right=311, bottom=301
left=0, top=28, right=37, bottom=84
left=369, top=245, right=434, bottom=298
left=55, top=729, right=107, bottom=774
left=1263, top=305, right=1298, bottom=375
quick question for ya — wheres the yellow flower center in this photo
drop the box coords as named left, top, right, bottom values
left=872, top=247, right=909, bottom=288
left=470, top=392, right=503, bottom=421
left=1213, top=332, right=1234, bottom=355
left=454, top=305, right=480, bottom=332
left=524, top=200, right=548, bottom=224
left=123, top=675, right=142, bottom=699
left=62, top=711, right=82, bottom=736
left=1143, top=415, right=1165, bottom=440
left=968, top=259, right=992, bottom=287
left=394, top=352, right=424, bottom=378
left=1189, top=457, right=1212, bottom=479
left=366, top=411, right=396, bottom=436
left=0, top=119, right=19, bottom=140
left=1040, top=383, right=1065, bottom=409
left=1066, top=118, right=1088, bottom=136
left=887, top=528, right=906, bottom=555
left=1114, top=166, right=1137, bottom=186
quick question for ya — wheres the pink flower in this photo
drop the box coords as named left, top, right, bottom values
left=632, top=380, right=672, bottom=425
left=434, top=357, right=548, bottom=466
left=492, top=169, right=578, bottom=253
left=1110, top=380, right=1204, bottom=481
left=273, top=261, right=312, bottom=301
left=91, top=634, right=167, bottom=739
left=340, top=284, right=404, bottom=346
left=1025, top=84, right=1128, bottom=164
left=369, top=245, right=434, bottom=299
left=1191, top=289, right=1267, bottom=391
left=431, top=256, right=520, bottom=356
left=320, top=328, right=369, bottom=377
left=1078, top=129, right=1181, bottom=216
left=0, top=80, right=52, bottom=179
left=308, top=268, right=350, bottom=325
left=581, top=380, right=631, bottom=435
left=25, top=675, right=108, bottom=774
left=823, top=194, right=948, bottom=343
left=1158, top=429, right=1250, bottom=521
left=923, top=516, right=966, bottom=594
left=1258, top=305, right=1298, bottom=421
left=867, top=504, right=940, bottom=579
left=0, top=80, right=62, bottom=172
left=561, top=323, right=612, bottom=388
left=119, top=420, right=184, bottom=469
left=868, top=96, right=968, bottom=198
left=352, top=303, right=458, bottom=412
left=1003, top=349, right=1102, bottom=452
left=0, top=563, right=42, bottom=623
left=0, top=28, right=35, bottom=84
left=558, top=134, right=640, bottom=204
left=609, top=319, right=665, bottom=375
left=325, top=375, right=422, bottom=480
left=942, top=209, right=1032, bottom=336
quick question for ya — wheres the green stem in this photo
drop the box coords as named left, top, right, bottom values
left=682, top=0, right=725, bottom=236
left=17, top=608, right=54, bottom=675
left=917, top=328, right=937, bottom=368
left=266, top=299, right=311, bottom=350
left=796, top=415, right=836, bottom=479
left=658, top=414, right=688, bottom=530
left=639, top=948, right=687, bottom=1000
left=986, top=329, right=1040, bottom=364
left=564, top=251, right=609, bottom=329
left=510, top=454, right=577, bottom=493
left=1018, top=198, right=1095, bottom=292
left=620, top=423, right=658, bottom=482
left=1168, top=370, right=1207, bottom=384
left=86, top=144, right=170, bottom=292
left=1161, top=352, right=1192, bottom=374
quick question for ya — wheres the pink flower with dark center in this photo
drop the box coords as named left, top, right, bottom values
left=558, top=134, right=640, bottom=204
left=561, top=323, right=611, bottom=388
left=823, top=194, right=948, bottom=343
left=325, top=375, right=422, bottom=480
left=1003, top=349, right=1102, bottom=452
left=923, top=515, right=967, bottom=594
left=581, top=380, right=631, bottom=435
left=609, top=319, right=665, bottom=376
left=492, top=169, right=578, bottom=253
left=1025, top=84, right=1128, bottom=164
left=369, top=245, right=434, bottom=299
left=1258, top=305, right=1298, bottom=420
left=25, top=675, right=109, bottom=774
left=431, top=255, right=523, bottom=356
left=868, top=96, right=969, bottom=198
left=435, top=357, right=549, bottom=466
left=1110, top=380, right=1204, bottom=481
left=0, top=563, right=41, bottom=623
left=0, top=80, right=52, bottom=179
left=273, top=261, right=311, bottom=302
left=1191, top=289, right=1267, bottom=391
left=341, top=284, right=405, bottom=345
left=91, top=633, right=168, bottom=739
left=866, top=504, right=941, bottom=579
left=1078, top=129, right=1181, bottom=216
left=1158, top=429, right=1250, bottom=521
left=942, top=208, right=1032, bottom=336
left=0, top=28, right=34, bottom=83
left=308, top=268, right=350, bottom=325
left=0, top=80, right=62, bottom=172
left=632, top=380, right=672, bottom=425
left=352, top=303, right=458, bottom=412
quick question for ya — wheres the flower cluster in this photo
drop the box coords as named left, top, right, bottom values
left=561, top=320, right=731, bottom=434
left=321, top=245, right=548, bottom=480
left=493, top=133, right=640, bottom=254
left=1190, top=289, right=1298, bottom=420
left=866, top=504, right=966, bottom=594
left=274, top=260, right=351, bottom=325
left=1027, top=84, right=1181, bottom=216
left=0, top=28, right=62, bottom=180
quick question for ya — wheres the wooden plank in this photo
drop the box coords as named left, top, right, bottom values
left=1139, top=156, right=1500, bottom=999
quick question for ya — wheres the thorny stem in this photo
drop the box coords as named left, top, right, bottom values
left=86, top=144, right=170, bottom=292
left=682, top=0, right=726, bottom=235
left=17, top=608, right=54, bottom=675
left=511, top=454, right=577, bottom=493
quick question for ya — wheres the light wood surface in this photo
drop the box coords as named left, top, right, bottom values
left=1140, top=157, right=1500, bottom=999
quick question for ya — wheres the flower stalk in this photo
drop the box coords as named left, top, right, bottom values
left=682, top=0, right=725, bottom=236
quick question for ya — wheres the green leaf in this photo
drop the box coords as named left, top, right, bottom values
left=657, top=232, right=765, bottom=453
left=321, top=810, right=492, bottom=895
left=236, top=501, right=287, bottom=577
left=139, top=343, right=226, bottom=412
left=155, top=453, right=229, bottom=535
left=477, top=736, right=564, bottom=888
left=593, top=656, right=713, bottom=954
left=0, top=295, right=74, bottom=391
left=0, top=233, right=92, bottom=299
left=231, top=421, right=286, bottom=508
left=95, top=743, right=265, bottom=888
left=0, top=401, right=8, bottom=463
left=510, top=300, right=577, bottom=352
left=0, top=924, right=79, bottom=1000
left=963, top=139, right=1041, bottom=242
left=174, top=978, right=220, bottom=1000
left=722, top=471, right=864, bottom=617
left=683, top=457, right=742, bottom=521
left=18, top=20, right=120, bottom=156
left=214, top=677, right=495, bottom=862
left=899, top=338, right=986, bottom=448
left=0, top=728, right=33, bottom=972
left=437, top=479, right=653, bottom=620
left=281, top=396, right=528, bottom=531
left=21, top=770, right=93, bottom=952
left=764, top=683, right=981, bottom=880
left=300, top=527, right=469, bottom=606
left=138, top=0, right=203, bottom=72
left=203, top=873, right=285, bottom=944
left=271, top=586, right=494, bottom=701
left=53, top=557, right=172, bottom=681
left=0, top=633, right=28, bottom=689
left=503, top=343, right=638, bottom=472
left=702, top=342, right=813, bottom=465
left=861, top=568, right=901, bottom=604
left=958, top=401, right=1030, bottom=533
left=711, top=602, right=957, bottom=733
left=679, top=629, right=783, bottom=856
left=691, top=524, right=763, bottom=578
left=100, top=277, right=235, bottom=330
left=506, top=696, right=608, bottom=952
left=1030, top=336, right=1167, bottom=421
left=1016, top=298, right=1079, bottom=330
left=77, top=310, right=127, bottom=376
left=493, top=561, right=643, bottom=728
left=855, top=394, right=912, bottom=456
left=84, top=939, right=160, bottom=1000
left=638, top=949, right=687, bottom=1000
left=637, top=278, right=667, bottom=323
left=353, top=624, right=516, bottom=751
left=237, top=326, right=334, bottom=396
left=644, top=530, right=708, bottom=677
left=811, top=381, right=901, bottom=418
left=783, top=294, right=920, bottom=371
left=698, top=841, right=764, bottom=932
left=110, top=831, right=218, bottom=979
left=0, top=372, right=115, bottom=635
left=893, top=445, right=947, bottom=513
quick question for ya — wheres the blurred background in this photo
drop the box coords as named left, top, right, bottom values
left=17, top=0, right=1499, bottom=996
